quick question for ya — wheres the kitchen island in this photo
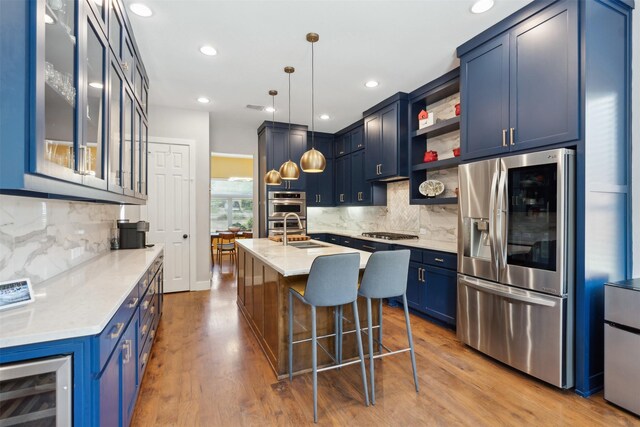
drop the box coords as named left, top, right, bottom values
left=235, top=238, right=379, bottom=379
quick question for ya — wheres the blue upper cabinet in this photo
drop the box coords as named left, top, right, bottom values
left=363, top=93, right=409, bottom=181
left=460, top=35, right=510, bottom=159
left=459, top=0, right=579, bottom=160
left=0, top=0, right=149, bottom=204
left=508, top=1, right=579, bottom=151
left=306, top=132, right=334, bottom=206
left=258, top=121, right=308, bottom=191
left=350, top=126, right=365, bottom=152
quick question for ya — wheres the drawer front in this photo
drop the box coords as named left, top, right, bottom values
left=422, top=250, right=457, bottom=270
left=137, top=271, right=150, bottom=299
left=327, top=234, right=340, bottom=245
left=139, top=285, right=155, bottom=321
left=139, top=327, right=154, bottom=378
left=395, top=245, right=422, bottom=263
left=358, top=240, right=392, bottom=253
left=152, top=254, right=164, bottom=279
left=139, top=299, right=156, bottom=351
left=97, top=286, right=138, bottom=371
left=605, top=286, right=640, bottom=329
left=604, top=324, right=640, bottom=415
left=339, top=237, right=355, bottom=248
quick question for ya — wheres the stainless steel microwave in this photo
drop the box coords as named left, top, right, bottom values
left=267, top=191, right=306, bottom=219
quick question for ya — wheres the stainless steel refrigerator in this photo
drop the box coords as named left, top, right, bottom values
left=457, top=148, right=575, bottom=388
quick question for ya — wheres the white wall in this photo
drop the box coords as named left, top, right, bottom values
left=633, top=6, right=639, bottom=276
left=144, top=106, right=211, bottom=290
left=209, top=115, right=260, bottom=235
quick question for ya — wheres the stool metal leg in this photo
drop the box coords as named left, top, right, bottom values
left=311, top=305, right=318, bottom=423
left=403, top=293, right=419, bottom=393
left=378, top=298, right=383, bottom=353
left=366, top=298, right=376, bottom=405
left=288, top=291, right=294, bottom=382
left=334, top=305, right=340, bottom=365
left=352, top=301, right=370, bottom=407
left=337, top=305, right=343, bottom=365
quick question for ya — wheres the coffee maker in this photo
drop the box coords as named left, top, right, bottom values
left=116, top=220, right=150, bottom=249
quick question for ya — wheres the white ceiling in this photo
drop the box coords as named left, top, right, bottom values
left=124, top=0, right=531, bottom=134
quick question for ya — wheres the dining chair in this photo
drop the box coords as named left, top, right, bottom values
left=217, top=231, right=237, bottom=266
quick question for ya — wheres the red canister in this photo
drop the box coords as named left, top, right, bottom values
left=423, top=150, right=438, bottom=163
left=455, top=103, right=461, bottom=116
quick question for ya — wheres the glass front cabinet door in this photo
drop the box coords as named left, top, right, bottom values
left=0, top=0, right=149, bottom=203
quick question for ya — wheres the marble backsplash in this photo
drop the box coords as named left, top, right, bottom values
left=307, top=181, right=457, bottom=243
left=0, top=196, right=119, bottom=284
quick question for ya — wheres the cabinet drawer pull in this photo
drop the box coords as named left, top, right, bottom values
left=141, top=324, right=149, bottom=335
left=318, top=195, right=321, bottom=203
left=109, top=322, right=125, bottom=339
left=510, top=127, right=515, bottom=146
left=502, top=129, right=507, bottom=147
left=434, top=258, right=444, bottom=263
left=150, top=329, right=155, bottom=339
left=122, top=339, right=132, bottom=363
left=150, top=306, right=155, bottom=314
left=142, top=352, right=149, bottom=364
left=127, top=297, right=139, bottom=308
left=142, top=300, right=150, bottom=310
left=344, top=240, right=350, bottom=244
left=362, top=245, right=376, bottom=250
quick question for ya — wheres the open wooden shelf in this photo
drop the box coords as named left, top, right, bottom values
left=411, top=157, right=460, bottom=172
left=410, top=197, right=458, bottom=206
left=412, top=116, right=460, bottom=139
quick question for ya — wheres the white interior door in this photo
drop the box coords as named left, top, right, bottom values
left=147, top=143, right=190, bottom=292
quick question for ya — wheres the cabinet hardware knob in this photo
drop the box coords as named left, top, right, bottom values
left=434, top=258, right=444, bottom=263
left=141, top=324, right=149, bottom=335
left=142, top=353, right=149, bottom=364
left=142, top=300, right=150, bottom=310
left=362, top=245, right=375, bottom=250
left=510, top=128, right=515, bottom=146
left=127, top=297, right=139, bottom=308
left=502, top=129, right=507, bottom=147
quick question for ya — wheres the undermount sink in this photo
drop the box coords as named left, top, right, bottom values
left=288, top=241, right=329, bottom=249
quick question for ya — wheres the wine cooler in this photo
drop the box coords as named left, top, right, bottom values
left=0, top=356, right=71, bottom=426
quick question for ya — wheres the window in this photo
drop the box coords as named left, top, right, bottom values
left=210, top=179, right=253, bottom=231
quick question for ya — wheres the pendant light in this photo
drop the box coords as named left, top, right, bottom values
left=300, top=32, right=326, bottom=173
left=279, top=66, right=300, bottom=180
left=264, top=90, right=283, bottom=186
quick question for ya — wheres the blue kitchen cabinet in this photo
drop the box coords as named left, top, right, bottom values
left=406, top=263, right=423, bottom=311
left=460, top=34, right=510, bottom=160
left=0, top=0, right=149, bottom=204
left=335, top=155, right=351, bottom=205
left=350, top=126, right=365, bottom=152
left=350, top=150, right=370, bottom=204
left=363, top=94, right=409, bottom=181
left=99, top=345, right=121, bottom=426
left=459, top=0, right=579, bottom=160
left=335, top=134, right=350, bottom=157
left=306, top=132, right=334, bottom=207
left=423, top=265, right=457, bottom=325
left=259, top=122, right=308, bottom=191
left=121, top=315, right=139, bottom=426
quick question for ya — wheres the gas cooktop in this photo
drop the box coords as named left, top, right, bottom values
left=361, top=232, right=419, bottom=240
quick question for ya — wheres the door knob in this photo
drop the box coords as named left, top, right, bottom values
left=183, top=234, right=188, bottom=239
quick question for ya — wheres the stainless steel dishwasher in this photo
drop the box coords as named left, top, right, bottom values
left=604, top=279, right=640, bottom=416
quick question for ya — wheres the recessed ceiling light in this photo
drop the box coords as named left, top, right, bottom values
left=264, top=106, right=276, bottom=113
left=89, top=82, right=104, bottom=89
left=44, top=14, right=54, bottom=24
left=319, top=114, right=330, bottom=120
left=471, top=0, right=494, bottom=14
left=197, top=97, right=211, bottom=104
left=365, top=80, right=379, bottom=88
left=129, top=3, right=153, bottom=17
left=199, top=45, right=217, bottom=56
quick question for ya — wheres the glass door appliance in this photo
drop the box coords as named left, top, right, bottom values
left=0, top=355, right=72, bottom=426
left=457, top=148, right=575, bottom=388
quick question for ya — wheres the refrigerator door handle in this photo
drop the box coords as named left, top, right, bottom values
left=489, top=170, right=500, bottom=275
left=496, top=170, right=508, bottom=271
left=459, top=276, right=557, bottom=307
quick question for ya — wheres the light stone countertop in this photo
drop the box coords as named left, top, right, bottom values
left=0, top=245, right=163, bottom=349
left=236, top=238, right=371, bottom=277
left=307, top=230, right=458, bottom=254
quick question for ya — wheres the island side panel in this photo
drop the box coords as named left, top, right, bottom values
left=237, top=248, right=245, bottom=304
left=253, top=259, right=265, bottom=335
left=264, top=265, right=280, bottom=366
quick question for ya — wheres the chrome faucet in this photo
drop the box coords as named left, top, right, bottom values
left=283, top=212, right=303, bottom=246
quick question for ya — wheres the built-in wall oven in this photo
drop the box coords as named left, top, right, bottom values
left=267, top=191, right=306, bottom=236
left=268, top=191, right=306, bottom=219
left=457, top=148, right=575, bottom=388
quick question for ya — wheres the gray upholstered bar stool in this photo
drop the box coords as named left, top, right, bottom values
left=288, top=253, right=369, bottom=423
left=358, top=249, right=418, bottom=404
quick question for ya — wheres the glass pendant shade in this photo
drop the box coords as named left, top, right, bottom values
left=264, top=169, right=282, bottom=185
left=279, top=159, right=300, bottom=180
left=300, top=148, right=326, bottom=173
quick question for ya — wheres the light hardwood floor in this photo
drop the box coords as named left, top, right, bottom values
left=131, top=262, right=640, bottom=426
